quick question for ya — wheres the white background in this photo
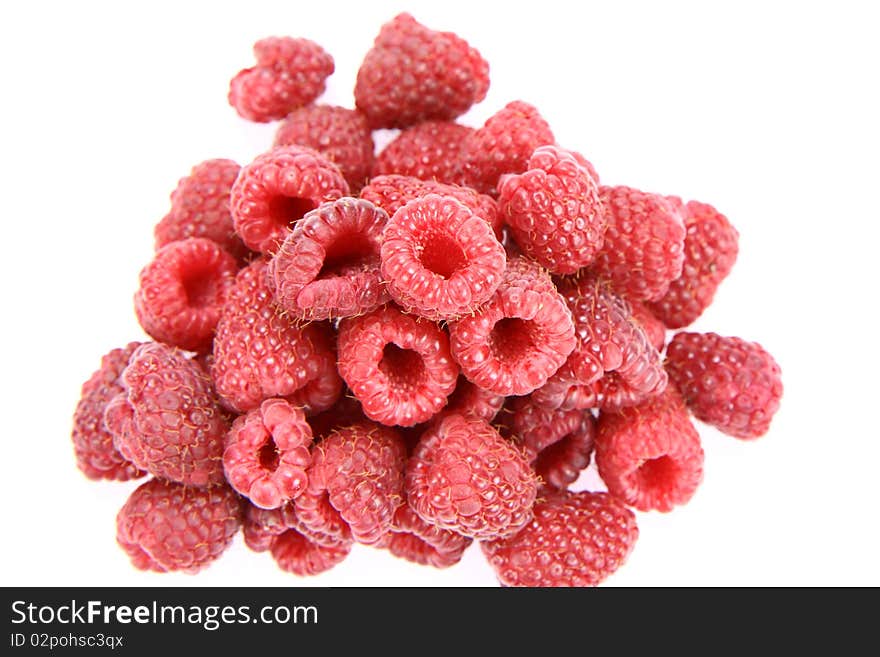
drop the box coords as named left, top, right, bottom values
left=1, top=0, right=878, bottom=586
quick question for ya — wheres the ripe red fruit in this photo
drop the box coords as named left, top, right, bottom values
left=373, top=120, right=473, bottom=184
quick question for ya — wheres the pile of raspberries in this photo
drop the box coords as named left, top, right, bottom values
left=71, top=13, right=783, bottom=586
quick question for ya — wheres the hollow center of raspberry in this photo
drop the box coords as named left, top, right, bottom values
left=318, top=233, right=376, bottom=278
left=419, top=233, right=467, bottom=279
left=489, top=318, right=536, bottom=364
left=637, top=456, right=679, bottom=490
left=268, top=195, right=317, bottom=230
left=258, top=438, right=280, bottom=472
left=379, top=343, right=426, bottom=390
left=181, top=264, right=221, bottom=308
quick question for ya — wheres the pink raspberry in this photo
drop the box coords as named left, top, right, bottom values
left=459, top=100, right=555, bottom=195
left=268, top=198, right=389, bottom=321
left=228, top=37, right=334, bottom=123
left=647, top=200, right=740, bottom=328
left=568, top=148, right=601, bottom=184
left=386, top=501, right=472, bottom=568
left=449, top=256, right=576, bottom=396
left=361, top=174, right=502, bottom=240
left=443, top=375, right=505, bottom=423
left=71, top=343, right=145, bottom=481
left=117, top=478, right=242, bottom=573
left=134, top=238, right=238, bottom=353
left=629, top=300, right=667, bottom=351
left=337, top=304, right=459, bottom=427
left=596, top=386, right=704, bottom=512
left=354, top=13, right=489, bottom=129
left=406, top=413, right=538, bottom=540
left=223, top=399, right=314, bottom=509
left=533, top=412, right=596, bottom=490
left=295, top=422, right=406, bottom=545
left=306, top=394, right=367, bottom=441
left=504, top=396, right=593, bottom=465
left=665, top=332, right=783, bottom=439
left=230, top=145, right=350, bottom=254
left=211, top=259, right=341, bottom=414
left=480, top=489, right=638, bottom=587
left=274, top=105, right=374, bottom=191
left=106, top=343, right=228, bottom=487
left=380, top=195, right=506, bottom=320
left=154, top=159, right=250, bottom=261
left=373, top=120, right=473, bottom=184
left=591, top=186, right=686, bottom=302
left=499, top=145, right=606, bottom=274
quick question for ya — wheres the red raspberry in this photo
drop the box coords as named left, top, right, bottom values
left=459, top=101, right=555, bottom=195
left=228, top=37, right=334, bottom=123
left=596, top=386, right=704, bottom=512
left=533, top=413, right=596, bottom=490
left=665, top=332, right=783, bottom=439
left=274, top=105, right=374, bottom=191
left=361, top=174, right=502, bottom=240
left=337, top=304, right=459, bottom=427
left=532, top=275, right=667, bottom=411
left=211, top=259, right=341, bottom=414
left=647, top=200, right=740, bottom=328
left=106, top=343, right=228, bottom=487
left=154, top=159, right=249, bottom=261
left=373, top=121, right=473, bottom=184
left=223, top=398, right=313, bottom=509
left=243, top=503, right=350, bottom=575
left=380, top=195, right=506, bottom=320
left=568, top=149, right=601, bottom=185
left=306, top=393, right=367, bottom=441
left=629, top=300, right=667, bottom=351
left=116, top=478, right=242, bottom=573
left=230, top=145, right=350, bottom=254
left=480, top=489, right=638, bottom=587
left=386, top=501, right=472, bottom=568
left=443, top=375, right=505, bottom=423
left=295, top=422, right=406, bottom=545
left=591, top=186, right=686, bottom=302
left=268, top=198, right=389, bottom=321
left=449, top=256, right=576, bottom=396
left=406, top=413, right=538, bottom=540
left=354, top=13, right=489, bottom=129
left=499, top=145, right=606, bottom=274
left=134, top=238, right=238, bottom=353
left=71, top=343, right=145, bottom=481
left=504, top=397, right=592, bottom=465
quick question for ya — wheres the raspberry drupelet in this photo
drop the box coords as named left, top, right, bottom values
left=337, top=304, right=459, bottom=427
left=268, top=197, right=389, bottom=321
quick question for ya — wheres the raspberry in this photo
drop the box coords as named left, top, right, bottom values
left=665, top=332, right=783, bottom=439
left=591, top=186, right=686, bottom=302
left=443, top=375, right=505, bottom=423
left=361, top=174, right=502, bottom=240
left=354, top=13, right=489, bottom=129
left=629, top=300, right=667, bottom=351
left=449, top=256, right=576, bottom=396
left=499, top=145, right=606, bottom=274
left=533, top=412, right=596, bottom=490
left=223, top=398, right=314, bottom=509
left=647, top=201, right=740, bottom=328
left=386, top=502, right=472, bottom=568
left=532, top=275, right=667, bottom=411
left=337, top=304, right=459, bottom=426
left=228, top=37, right=334, bottom=123
left=154, top=159, right=250, bottom=261
left=230, top=145, right=350, bottom=254
left=71, top=343, right=145, bottom=481
left=306, top=393, right=367, bottom=441
left=295, top=422, right=406, bottom=545
left=596, top=386, right=704, bottom=512
left=274, top=105, right=374, bottom=191
left=134, top=238, right=238, bottom=353
left=107, top=343, right=228, bottom=487
left=116, top=478, right=242, bottom=573
left=406, top=413, right=538, bottom=540
left=211, top=259, right=341, bottom=414
left=568, top=149, right=601, bottom=185
left=459, top=100, right=555, bottom=195
left=504, top=396, right=591, bottom=464
left=243, top=503, right=351, bottom=575
left=480, top=489, right=638, bottom=587
left=380, top=195, right=506, bottom=320
left=268, top=198, right=389, bottom=321
left=373, top=121, right=473, bottom=183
